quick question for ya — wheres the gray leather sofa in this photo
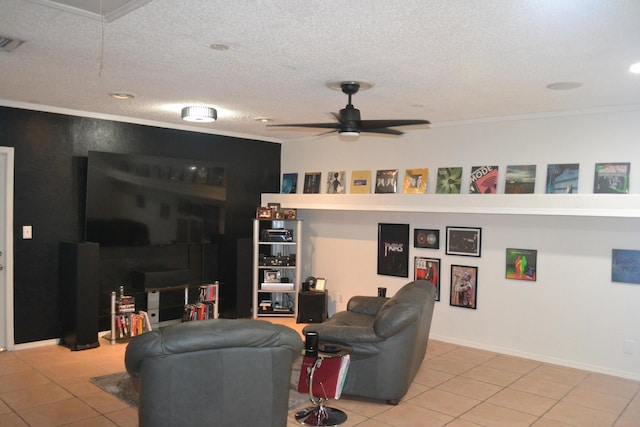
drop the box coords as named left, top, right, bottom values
left=125, top=318, right=303, bottom=427
left=302, top=280, right=436, bottom=404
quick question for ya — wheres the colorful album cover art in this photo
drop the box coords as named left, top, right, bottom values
left=505, top=248, right=537, bottom=281
left=612, top=249, right=640, bottom=284
left=469, top=166, right=498, bottom=194
left=594, top=162, right=630, bottom=194
left=546, top=163, right=579, bottom=194
left=505, top=165, right=536, bottom=194
left=436, top=167, right=462, bottom=194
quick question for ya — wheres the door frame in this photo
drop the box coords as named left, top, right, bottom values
left=1, top=147, right=14, bottom=351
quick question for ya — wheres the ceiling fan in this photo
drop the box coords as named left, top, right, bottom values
left=267, top=81, right=430, bottom=137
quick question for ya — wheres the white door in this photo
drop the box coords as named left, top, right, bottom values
left=0, top=147, right=15, bottom=351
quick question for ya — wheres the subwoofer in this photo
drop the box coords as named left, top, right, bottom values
left=296, top=290, right=328, bottom=324
left=59, top=241, right=100, bottom=351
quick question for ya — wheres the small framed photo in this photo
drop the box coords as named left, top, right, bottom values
left=256, top=207, right=272, bottom=219
left=264, top=270, right=281, bottom=283
left=315, top=278, right=326, bottom=292
left=414, top=257, right=440, bottom=301
left=450, top=265, right=477, bottom=309
left=283, top=208, right=297, bottom=219
left=446, top=226, right=481, bottom=257
left=506, top=248, right=537, bottom=281
left=414, top=229, right=439, bottom=249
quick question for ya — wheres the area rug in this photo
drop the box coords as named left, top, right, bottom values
left=91, top=360, right=307, bottom=410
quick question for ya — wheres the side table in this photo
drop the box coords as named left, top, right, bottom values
left=295, top=342, right=351, bottom=427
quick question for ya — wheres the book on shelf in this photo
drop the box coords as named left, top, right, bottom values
left=199, top=283, right=218, bottom=302
left=297, top=354, right=350, bottom=399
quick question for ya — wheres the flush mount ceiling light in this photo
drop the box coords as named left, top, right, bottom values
left=630, top=62, right=640, bottom=74
left=181, top=106, right=217, bottom=123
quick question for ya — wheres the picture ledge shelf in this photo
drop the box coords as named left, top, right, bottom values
left=261, top=194, right=640, bottom=218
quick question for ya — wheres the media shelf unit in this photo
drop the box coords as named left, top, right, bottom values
left=252, top=218, right=302, bottom=318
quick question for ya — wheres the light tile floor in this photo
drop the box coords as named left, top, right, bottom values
left=0, top=318, right=638, bottom=426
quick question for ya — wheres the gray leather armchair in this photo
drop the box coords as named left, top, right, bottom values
left=125, top=318, right=303, bottom=427
left=302, top=281, right=436, bottom=404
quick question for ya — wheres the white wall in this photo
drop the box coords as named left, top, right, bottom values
left=280, top=108, right=640, bottom=380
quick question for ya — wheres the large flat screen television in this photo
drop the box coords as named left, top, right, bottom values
left=85, top=151, right=226, bottom=247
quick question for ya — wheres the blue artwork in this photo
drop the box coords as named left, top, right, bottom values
left=612, top=249, right=640, bottom=284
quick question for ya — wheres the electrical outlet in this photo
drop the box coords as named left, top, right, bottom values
left=623, top=339, right=635, bottom=355
left=22, top=225, right=32, bottom=239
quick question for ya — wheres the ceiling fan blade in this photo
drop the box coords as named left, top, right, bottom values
left=360, top=119, right=430, bottom=130
left=362, top=127, right=404, bottom=136
left=267, top=122, right=339, bottom=129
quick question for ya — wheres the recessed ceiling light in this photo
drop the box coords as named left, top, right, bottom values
left=109, top=92, right=135, bottom=100
left=210, top=43, right=230, bottom=51
left=255, top=117, right=272, bottom=123
left=630, top=62, right=640, bottom=74
left=546, top=82, right=583, bottom=91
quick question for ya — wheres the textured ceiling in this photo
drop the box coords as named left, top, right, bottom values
left=1, top=0, right=639, bottom=142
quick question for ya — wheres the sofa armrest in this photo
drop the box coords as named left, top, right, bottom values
left=347, top=296, right=389, bottom=315
left=374, top=304, right=419, bottom=338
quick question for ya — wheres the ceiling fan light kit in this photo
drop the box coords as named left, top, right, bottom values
left=268, top=80, right=430, bottom=138
left=181, top=106, right=217, bottom=123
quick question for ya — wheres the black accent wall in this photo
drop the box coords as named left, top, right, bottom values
left=0, top=106, right=281, bottom=344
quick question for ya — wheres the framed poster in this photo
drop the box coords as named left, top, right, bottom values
left=450, top=265, right=477, bottom=309
left=446, top=226, right=481, bottom=257
left=414, top=257, right=440, bottom=301
left=377, top=223, right=409, bottom=277
left=414, top=228, right=439, bottom=249
left=506, top=248, right=537, bottom=281
left=612, top=249, right=640, bottom=284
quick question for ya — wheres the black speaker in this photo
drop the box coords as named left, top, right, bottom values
left=59, top=241, right=100, bottom=351
left=297, top=291, right=328, bottom=323
left=235, top=238, right=253, bottom=318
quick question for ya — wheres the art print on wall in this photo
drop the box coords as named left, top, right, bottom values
left=612, top=249, right=640, bottom=284
left=469, top=165, right=498, bottom=194
left=281, top=173, right=298, bottom=194
left=436, top=167, right=462, bottom=194
left=546, top=163, right=579, bottom=194
left=506, top=248, right=537, bottom=281
left=450, top=265, right=477, bottom=309
left=414, top=257, right=440, bottom=301
left=446, top=226, right=481, bottom=257
left=350, top=170, right=371, bottom=194
left=505, top=165, right=536, bottom=194
left=377, top=223, right=409, bottom=277
left=414, top=228, right=439, bottom=249
left=403, top=168, right=428, bottom=194
left=303, top=172, right=321, bottom=194
left=594, top=162, right=630, bottom=194
left=326, top=171, right=346, bottom=194
left=375, top=169, right=399, bottom=193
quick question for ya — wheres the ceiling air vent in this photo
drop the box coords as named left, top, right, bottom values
left=0, top=36, right=24, bottom=52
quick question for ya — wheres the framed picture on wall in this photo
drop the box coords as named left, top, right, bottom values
left=414, top=228, right=439, bottom=249
left=612, top=249, right=640, bottom=284
left=377, top=223, right=409, bottom=277
left=506, top=248, right=537, bottom=281
left=446, top=226, right=481, bottom=257
left=414, top=257, right=440, bottom=301
left=450, top=265, right=477, bottom=309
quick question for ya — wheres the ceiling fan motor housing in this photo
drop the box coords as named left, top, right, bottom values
left=339, top=105, right=361, bottom=133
